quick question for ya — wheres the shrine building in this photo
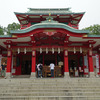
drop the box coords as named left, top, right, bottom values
left=0, top=8, right=100, bottom=78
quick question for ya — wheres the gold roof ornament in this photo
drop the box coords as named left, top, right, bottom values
left=41, top=12, right=58, bottom=23
left=49, top=19, right=51, bottom=22
left=49, top=13, right=51, bottom=16
left=48, top=13, right=51, bottom=22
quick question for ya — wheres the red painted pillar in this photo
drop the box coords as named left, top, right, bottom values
left=7, top=50, right=12, bottom=73
left=64, top=50, right=69, bottom=72
left=88, top=49, right=95, bottom=77
left=88, top=56, right=94, bottom=72
left=88, top=50, right=94, bottom=72
left=31, top=50, right=36, bottom=72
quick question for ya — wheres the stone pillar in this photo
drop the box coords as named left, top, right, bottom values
left=88, top=49, right=95, bottom=78
left=6, top=50, right=12, bottom=78
left=64, top=50, right=69, bottom=78
left=31, top=50, right=36, bottom=78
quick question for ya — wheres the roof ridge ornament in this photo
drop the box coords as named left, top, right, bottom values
left=46, top=13, right=53, bottom=22
left=41, top=13, right=58, bottom=23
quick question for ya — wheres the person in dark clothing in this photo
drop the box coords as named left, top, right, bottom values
left=37, top=63, right=43, bottom=78
left=1, top=62, right=6, bottom=78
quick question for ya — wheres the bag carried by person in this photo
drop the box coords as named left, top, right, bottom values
left=39, top=64, right=43, bottom=70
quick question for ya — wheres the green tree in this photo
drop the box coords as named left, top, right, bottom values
left=6, top=22, right=20, bottom=35
left=0, top=26, right=4, bottom=35
left=83, top=24, right=100, bottom=35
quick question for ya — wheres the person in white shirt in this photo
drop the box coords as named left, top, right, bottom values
left=37, top=63, right=43, bottom=78
left=50, top=63, right=55, bottom=78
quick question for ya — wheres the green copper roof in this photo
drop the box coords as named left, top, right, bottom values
left=14, top=8, right=85, bottom=15
left=10, top=20, right=89, bottom=34
left=88, top=35, right=100, bottom=37
left=0, top=35, right=11, bottom=38
left=27, top=8, right=72, bottom=14
left=14, top=12, right=85, bottom=15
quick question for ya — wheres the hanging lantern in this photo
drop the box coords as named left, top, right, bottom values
left=74, top=47, right=76, bottom=54
left=65, top=50, right=68, bottom=56
left=89, top=49, right=92, bottom=56
left=7, top=50, right=11, bottom=57
left=24, top=48, right=26, bottom=54
left=32, top=50, right=36, bottom=56
left=46, top=48, right=48, bottom=54
left=40, top=48, right=42, bottom=54
left=8, top=45, right=11, bottom=48
left=52, top=48, right=54, bottom=54
left=80, top=47, right=82, bottom=53
left=18, top=48, right=20, bottom=54
left=89, top=44, right=92, bottom=47
left=58, top=48, right=60, bottom=54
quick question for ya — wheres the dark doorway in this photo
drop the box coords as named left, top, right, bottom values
left=21, top=55, right=32, bottom=75
left=44, top=54, right=55, bottom=65
left=68, top=54, right=83, bottom=77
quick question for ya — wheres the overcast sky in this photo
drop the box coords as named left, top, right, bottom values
left=0, top=0, right=100, bottom=29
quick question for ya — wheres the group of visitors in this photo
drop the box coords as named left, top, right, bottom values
left=0, top=62, right=6, bottom=79
left=37, top=63, right=55, bottom=78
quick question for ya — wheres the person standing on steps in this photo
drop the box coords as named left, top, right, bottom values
left=1, top=62, right=6, bottom=79
left=37, top=63, right=43, bottom=78
left=50, top=63, right=55, bottom=78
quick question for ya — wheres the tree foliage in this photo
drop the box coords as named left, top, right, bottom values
left=83, top=24, right=100, bottom=35
left=6, top=22, right=20, bottom=35
left=0, top=22, right=20, bottom=35
left=0, top=26, right=4, bottom=35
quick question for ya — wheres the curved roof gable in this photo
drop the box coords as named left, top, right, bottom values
left=11, top=20, right=89, bottom=34
left=14, top=8, right=85, bottom=25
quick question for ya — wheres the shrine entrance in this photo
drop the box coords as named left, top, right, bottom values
left=13, top=54, right=32, bottom=76
left=68, top=53, right=84, bottom=77
left=36, top=52, right=64, bottom=77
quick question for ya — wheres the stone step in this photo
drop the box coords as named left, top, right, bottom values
left=1, top=92, right=100, bottom=96
left=0, top=82, right=100, bottom=86
left=0, top=84, right=100, bottom=87
left=1, top=89, right=100, bottom=93
left=1, top=78, right=100, bottom=83
left=1, top=86, right=100, bottom=90
left=0, top=78, right=100, bottom=100
left=0, top=96, right=100, bottom=100
left=0, top=81, right=99, bottom=84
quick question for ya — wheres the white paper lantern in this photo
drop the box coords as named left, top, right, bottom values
left=40, top=48, right=42, bottom=54
left=52, top=48, right=54, bottom=54
left=46, top=48, right=48, bottom=54
left=18, top=48, right=20, bottom=54
left=74, top=47, right=76, bottom=54
left=24, top=48, right=26, bottom=54
left=80, top=47, right=82, bottom=53
left=58, top=48, right=60, bottom=54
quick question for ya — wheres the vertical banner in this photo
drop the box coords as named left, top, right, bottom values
left=0, top=55, right=2, bottom=67
left=11, top=55, right=14, bottom=74
left=96, top=54, right=99, bottom=68
left=84, top=55, right=88, bottom=68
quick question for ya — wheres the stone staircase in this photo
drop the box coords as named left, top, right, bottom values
left=0, top=78, right=100, bottom=100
